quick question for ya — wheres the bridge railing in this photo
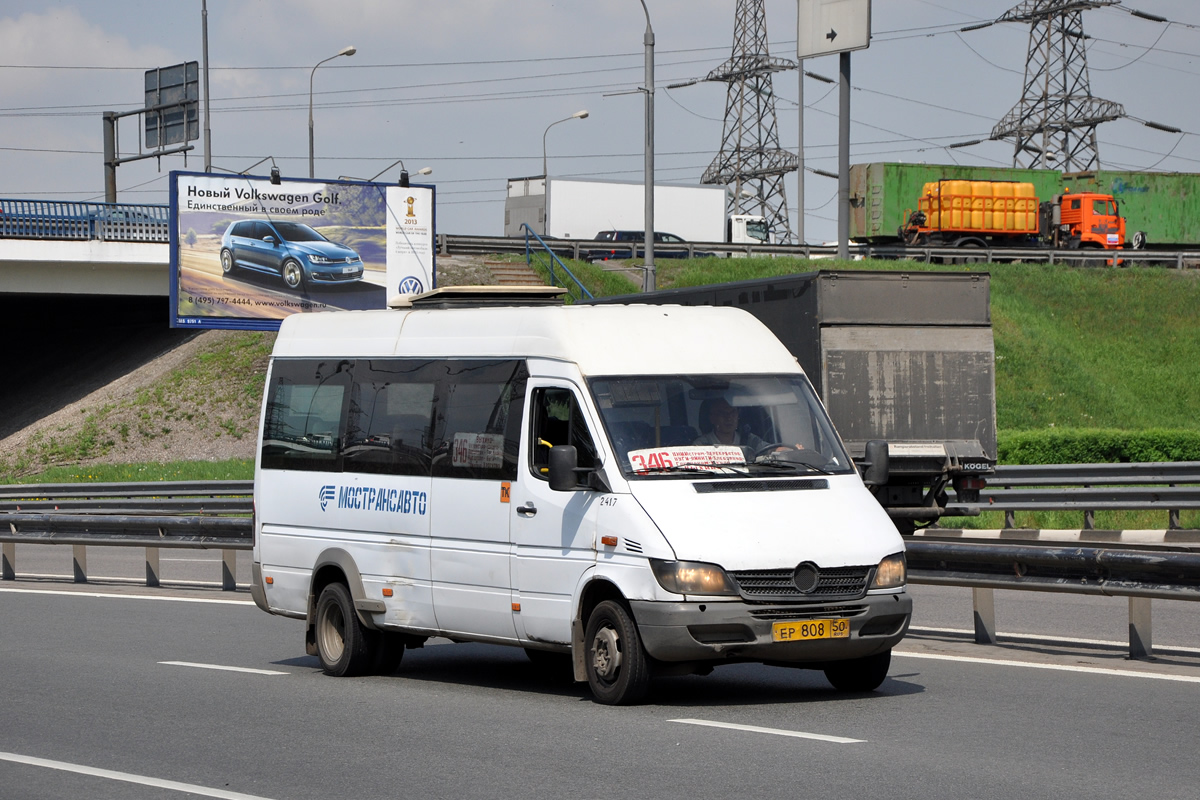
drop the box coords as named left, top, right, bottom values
left=0, top=199, right=170, bottom=243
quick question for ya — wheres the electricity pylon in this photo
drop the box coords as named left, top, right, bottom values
left=990, top=0, right=1124, bottom=172
left=701, top=0, right=798, bottom=242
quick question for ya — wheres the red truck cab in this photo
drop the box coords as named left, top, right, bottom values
left=1057, top=190, right=1124, bottom=250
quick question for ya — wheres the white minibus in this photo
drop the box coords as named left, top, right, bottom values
left=250, top=287, right=910, bottom=704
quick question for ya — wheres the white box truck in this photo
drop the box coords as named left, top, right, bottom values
left=504, top=176, right=771, bottom=245
left=250, top=286, right=910, bottom=705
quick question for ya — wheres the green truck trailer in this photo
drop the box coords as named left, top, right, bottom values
left=850, top=162, right=1200, bottom=248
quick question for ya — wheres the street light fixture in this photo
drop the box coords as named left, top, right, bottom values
left=309, top=45, right=357, bottom=179
left=542, top=110, right=589, bottom=179
left=369, top=159, right=433, bottom=187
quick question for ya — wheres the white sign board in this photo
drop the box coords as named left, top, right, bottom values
left=798, top=0, right=871, bottom=59
left=386, top=186, right=436, bottom=298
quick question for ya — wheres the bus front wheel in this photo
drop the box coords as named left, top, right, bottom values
left=585, top=600, right=651, bottom=705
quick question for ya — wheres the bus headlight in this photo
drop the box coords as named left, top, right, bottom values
left=649, top=559, right=738, bottom=596
left=871, top=553, right=907, bottom=589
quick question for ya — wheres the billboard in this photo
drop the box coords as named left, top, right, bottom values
left=169, top=171, right=435, bottom=330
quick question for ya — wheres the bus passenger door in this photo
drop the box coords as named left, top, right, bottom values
left=428, top=361, right=525, bottom=642
left=510, top=384, right=602, bottom=647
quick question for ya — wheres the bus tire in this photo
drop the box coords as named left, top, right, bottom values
left=315, top=582, right=375, bottom=677
left=824, top=649, right=891, bottom=692
left=585, top=600, right=651, bottom=705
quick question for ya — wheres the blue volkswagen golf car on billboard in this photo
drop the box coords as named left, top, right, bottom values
left=219, top=219, right=364, bottom=290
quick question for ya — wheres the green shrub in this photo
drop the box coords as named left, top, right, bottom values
left=999, top=428, right=1200, bottom=464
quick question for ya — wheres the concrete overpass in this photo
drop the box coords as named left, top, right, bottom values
left=0, top=239, right=168, bottom=296
left=0, top=199, right=169, bottom=296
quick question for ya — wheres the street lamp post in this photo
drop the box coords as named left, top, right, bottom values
left=637, top=0, right=655, bottom=291
left=542, top=110, right=589, bottom=179
left=309, top=45, right=356, bottom=179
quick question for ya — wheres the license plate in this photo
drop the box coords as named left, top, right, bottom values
left=342, top=266, right=357, bottom=274
left=772, top=618, right=850, bottom=642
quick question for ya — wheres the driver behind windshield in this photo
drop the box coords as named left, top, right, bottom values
left=693, top=396, right=809, bottom=462
left=692, top=397, right=767, bottom=458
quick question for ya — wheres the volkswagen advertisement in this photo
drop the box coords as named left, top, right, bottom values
left=169, top=171, right=435, bottom=330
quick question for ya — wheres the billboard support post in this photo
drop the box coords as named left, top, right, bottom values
left=103, top=112, right=118, bottom=203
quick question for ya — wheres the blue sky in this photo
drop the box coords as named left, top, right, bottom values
left=1, top=0, right=1196, bottom=243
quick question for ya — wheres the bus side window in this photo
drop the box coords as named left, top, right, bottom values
left=260, top=359, right=352, bottom=472
left=530, top=387, right=597, bottom=485
left=343, top=359, right=436, bottom=477
left=431, top=360, right=527, bottom=481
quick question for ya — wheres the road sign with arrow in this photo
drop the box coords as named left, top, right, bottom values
left=798, top=0, right=871, bottom=59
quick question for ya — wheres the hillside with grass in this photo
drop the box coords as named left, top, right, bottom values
left=4, top=256, right=1197, bottom=488
left=638, top=256, right=1200, bottom=436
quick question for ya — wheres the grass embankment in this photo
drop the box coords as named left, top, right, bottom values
left=2, top=333, right=271, bottom=485
left=11, top=255, right=1200, bottom=530
left=15, top=460, right=254, bottom=484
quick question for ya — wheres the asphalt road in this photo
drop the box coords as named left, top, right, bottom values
left=1, top=557, right=1198, bottom=800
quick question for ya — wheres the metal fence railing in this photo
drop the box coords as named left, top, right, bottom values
left=0, top=199, right=170, bottom=243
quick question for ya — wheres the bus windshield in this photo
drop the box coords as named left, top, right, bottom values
left=588, top=374, right=854, bottom=478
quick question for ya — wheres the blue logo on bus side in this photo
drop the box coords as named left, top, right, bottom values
left=319, top=485, right=336, bottom=511
left=318, top=484, right=428, bottom=516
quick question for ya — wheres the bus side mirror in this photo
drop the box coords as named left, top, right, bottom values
left=548, top=445, right=579, bottom=492
left=861, top=440, right=890, bottom=488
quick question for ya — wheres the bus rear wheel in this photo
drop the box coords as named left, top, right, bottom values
left=315, top=582, right=375, bottom=677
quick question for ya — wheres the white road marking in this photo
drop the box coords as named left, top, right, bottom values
left=0, top=586, right=253, bottom=605
left=159, top=661, right=288, bottom=676
left=0, top=750, right=276, bottom=800
left=3, top=574, right=248, bottom=589
left=893, top=650, right=1200, bottom=683
left=670, top=718, right=865, bottom=744
left=909, top=625, right=1200, bottom=655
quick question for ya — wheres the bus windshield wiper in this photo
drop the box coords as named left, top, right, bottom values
left=752, top=457, right=834, bottom=475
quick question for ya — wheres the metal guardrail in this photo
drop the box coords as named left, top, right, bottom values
left=904, top=536, right=1200, bottom=659
left=0, top=480, right=252, bottom=590
left=947, top=461, right=1200, bottom=530
left=2, top=203, right=1196, bottom=265
left=2, top=467, right=1198, bottom=657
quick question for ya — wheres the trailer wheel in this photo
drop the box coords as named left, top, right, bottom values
left=824, top=649, right=891, bottom=692
left=950, top=241, right=986, bottom=266
left=585, top=600, right=651, bottom=705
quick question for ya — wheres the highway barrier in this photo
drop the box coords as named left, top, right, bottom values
left=2, top=465, right=1198, bottom=656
